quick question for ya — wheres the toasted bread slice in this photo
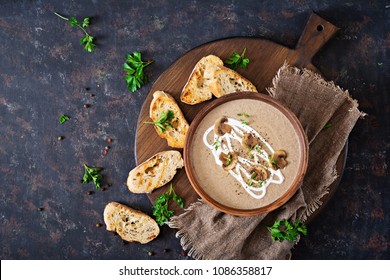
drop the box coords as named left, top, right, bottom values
left=149, top=91, right=189, bottom=148
left=127, top=150, right=184, bottom=193
left=103, top=202, right=160, bottom=244
left=209, top=66, right=258, bottom=97
left=180, top=55, right=224, bottom=105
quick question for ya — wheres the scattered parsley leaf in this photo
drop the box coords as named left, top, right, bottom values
left=82, top=17, right=90, bottom=28
left=213, top=139, right=220, bottom=151
left=267, top=219, right=307, bottom=242
left=224, top=48, right=250, bottom=70
left=241, top=120, right=249, bottom=125
left=238, top=112, right=251, bottom=118
left=226, top=154, right=232, bottom=165
left=144, top=110, right=174, bottom=132
left=254, top=144, right=262, bottom=153
left=59, top=114, right=70, bottom=124
left=82, top=164, right=103, bottom=190
left=54, top=12, right=95, bottom=52
left=323, top=123, right=332, bottom=129
left=173, top=192, right=184, bottom=208
left=123, top=52, right=153, bottom=92
left=153, top=183, right=185, bottom=226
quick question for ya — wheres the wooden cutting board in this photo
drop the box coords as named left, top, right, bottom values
left=135, top=12, right=344, bottom=221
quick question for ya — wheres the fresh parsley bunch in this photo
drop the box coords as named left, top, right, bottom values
left=153, top=184, right=184, bottom=226
left=144, top=110, right=174, bottom=133
left=123, top=52, right=154, bottom=92
left=224, top=48, right=250, bottom=70
left=267, top=218, right=307, bottom=242
left=82, top=164, right=103, bottom=190
left=54, top=12, right=95, bottom=52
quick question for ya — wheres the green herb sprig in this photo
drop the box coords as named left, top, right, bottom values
left=212, top=139, right=220, bottom=151
left=238, top=112, right=250, bottom=125
left=224, top=48, right=250, bottom=70
left=82, top=164, right=103, bottom=189
left=153, top=183, right=185, bottom=226
left=248, top=172, right=257, bottom=186
left=238, top=113, right=251, bottom=118
left=144, top=110, right=174, bottom=133
left=323, top=123, right=332, bottom=129
left=226, top=154, right=233, bottom=165
left=267, top=219, right=307, bottom=242
left=59, top=114, right=70, bottom=124
left=123, top=52, right=154, bottom=92
left=54, top=12, right=95, bottom=52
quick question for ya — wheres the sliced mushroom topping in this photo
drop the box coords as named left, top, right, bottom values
left=249, top=166, right=269, bottom=181
left=270, top=150, right=288, bottom=170
left=214, top=116, right=232, bottom=136
left=219, top=152, right=238, bottom=171
left=241, top=133, right=260, bottom=150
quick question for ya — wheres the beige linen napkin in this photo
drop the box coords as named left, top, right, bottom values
left=168, top=64, right=365, bottom=259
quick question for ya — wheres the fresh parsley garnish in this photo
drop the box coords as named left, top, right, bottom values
left=224, top=48, right=250, bottom=70
left=213, top=139, right=220, bottom=151
left=123, top=52, right=154, bottom=92
left=82, top=164, right=103, bottom=190
left=226, top=154, right=232, bottom=165
left=238, top=112, right=251, bottom=118
left=267, top=219, right=307, bottom=242
left=323, top=123, right=332, bottom=129
left=254, top=144, right=262, bottom=153
left=59, top=114, right=70, bottom=124
left=248, top=173, right=264, bottom=187
left=239, top=112, right=250, bottom=125
left=54, top=12, right=95, bottom=52
left=153, top=183, right=184, bottom=226
left=144, top=110, right=174, bottom=133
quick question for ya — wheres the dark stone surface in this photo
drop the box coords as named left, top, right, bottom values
left=0, top=0, right=388, bottom=259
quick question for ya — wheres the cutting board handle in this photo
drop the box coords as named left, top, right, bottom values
left=294, top=12, right=339, bottom=67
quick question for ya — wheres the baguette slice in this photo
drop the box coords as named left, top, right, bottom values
left=209, top=66, right=258, bottom=97
left=127, top=150, right=184, bottom=193
left=180, top=55, right=223, bottom=105
left=103, top=202, right=159, bottom=244
left=150, top=91, right=189, bottom=148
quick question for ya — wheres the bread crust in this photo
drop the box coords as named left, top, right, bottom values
left=150, top=91, right=189, bottom=148
left=103, top=202, right=160, bottom=244
left=209, top=66, right=258, bottom=97
left=180, top=55, right=223, bottom=105
left=127, top=150, right=184, bottom=193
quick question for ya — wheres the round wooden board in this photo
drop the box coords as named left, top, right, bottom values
left=135, top=13, right=345, bottom=221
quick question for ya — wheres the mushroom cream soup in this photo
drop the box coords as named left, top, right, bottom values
left=191, top=99, right=302, bottom=210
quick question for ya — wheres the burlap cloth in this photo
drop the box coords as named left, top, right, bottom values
left=168, top=64, right=365, bottom=259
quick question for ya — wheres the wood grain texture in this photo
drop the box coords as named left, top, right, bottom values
left=135, top=13, right=343, bottom=217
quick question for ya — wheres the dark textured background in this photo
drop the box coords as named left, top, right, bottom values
left=0, top=0, right=388, bottom=260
